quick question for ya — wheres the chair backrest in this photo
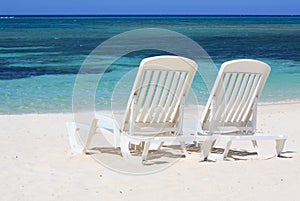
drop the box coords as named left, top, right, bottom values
left=122, top=55, right=198, bottom=135
left=200, top=59, right=270, bottom=133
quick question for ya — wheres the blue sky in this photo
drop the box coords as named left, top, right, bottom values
left=1, top=0, right=299, bottom=15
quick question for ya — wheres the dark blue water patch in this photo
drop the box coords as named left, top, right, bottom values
left=196, top=35, right=300, bottom=61
left=0, top=66, right=76, bottom=79
left=0, top=65, right=116, bottom=80
left=0, top=38, right=102, bottom=55
left=2, top=35, right=298, bottom=63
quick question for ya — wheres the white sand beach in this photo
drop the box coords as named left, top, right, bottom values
left=1, top=102, right=299, bottom=201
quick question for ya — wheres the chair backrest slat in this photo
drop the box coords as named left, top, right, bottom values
left=226, top=73, right=249, bottom=122
left=239, top=74, right=262, bottom=122
left=153, top=71, right=174, bottom=123
left=135, top=70, right=152, bottom=121
left=236, top=74, right=259, bottom=122
left=214, top=73, right=237, bottom=122
left=230, top=73, right=255, bottom=122
left=147, top=71, right=166, bottom=123
left=169, top=72, right=188, bottom=122
left=138, top=70, right=160, bottom=123
left=222, top=73, right=244, bottom=122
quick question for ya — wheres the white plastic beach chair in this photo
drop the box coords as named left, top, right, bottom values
left=197, top=59, right=287, bottom=160
left=67, top=55, right=199, bottom=161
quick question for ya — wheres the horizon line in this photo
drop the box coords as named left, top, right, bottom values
left=0, top=14, right=299, bottom=17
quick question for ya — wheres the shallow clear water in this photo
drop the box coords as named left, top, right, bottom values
left=0, top=16, right=299, bottom=114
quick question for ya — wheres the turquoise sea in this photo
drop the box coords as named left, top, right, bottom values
left=0, top=15, right=299, bottom=114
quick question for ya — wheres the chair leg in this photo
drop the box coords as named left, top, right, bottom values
left=157, top=142, right=164, bottom=150
left=200, top=140, right=215, bottom=161
left=276, top=139, right=286, bottom=156
left=251, top=140, right=260, bottom=156
left=83, top=119, right=98, bottom=153
left=67, top=122, right=84, bottom=153
left=142, top=141, right=151, bottom=161
left=211, top=140, right=216, bottom=148
left=180, top=141, right=187, bottom=156
left=120, top=135, right=132, bottom=160
left=223, top=140, right=232, bottom=159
